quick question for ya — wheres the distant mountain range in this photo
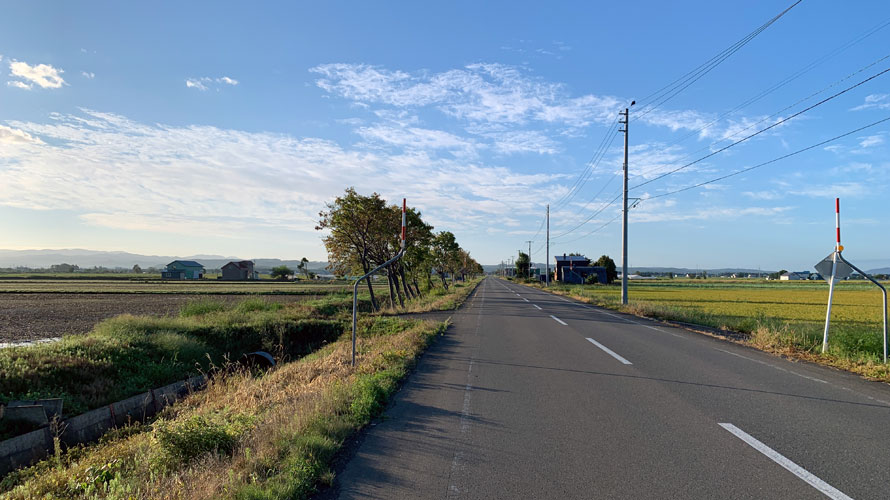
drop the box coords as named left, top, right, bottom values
left=2, top=249, right=888, bottom=276
left=0, top=249, right=329, bottom=274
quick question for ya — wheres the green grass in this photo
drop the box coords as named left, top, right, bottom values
left=0, top=278, right=480, bottom=499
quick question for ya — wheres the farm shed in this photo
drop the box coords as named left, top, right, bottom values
left=221, top=260, right=258, bottom=280
left=161, top=260, right=205, bottom=280
left=780, top=271, right=809, bottom=281
left=553, top=254, right=608, bottom=284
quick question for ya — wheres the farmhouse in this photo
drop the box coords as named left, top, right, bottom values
left=554, top=254, right=607, bottom=284
left=221, top=260, right=258, bottom=281
left=161, top=260, right=205, bottom=280
left=780, top=271, right=810, bottom=281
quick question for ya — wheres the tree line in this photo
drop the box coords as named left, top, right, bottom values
left=317, top=188, right=483, bottom=311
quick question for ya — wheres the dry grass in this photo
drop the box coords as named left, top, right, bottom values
left=1, top=318, right=446, bottom=499
left=1, top=278, right=480, bottom=498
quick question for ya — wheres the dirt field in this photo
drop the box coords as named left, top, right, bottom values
left=0, top=293, right=315, bottom=343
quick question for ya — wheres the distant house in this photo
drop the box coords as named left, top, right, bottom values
left=554, top=254, right=607, bottom=284
left=221, top=260, right=257, bottom=281
left=162, top=260, right=205, bottom=280
left=780, top=271, right=810, bottom=281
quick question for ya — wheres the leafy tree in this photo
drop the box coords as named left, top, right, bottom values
left=317, top=188, right=390, bottom=310
left=431, top=231, right=460, bottom=290
left=270, top=265, right=293, bottom=281
left=297, top=257, right=311, bottom=280
left=132, top=264, right=142, bottom=274
left=593, top=255, right=618, bottom=284
left=515, top=251, right=530, bottom=278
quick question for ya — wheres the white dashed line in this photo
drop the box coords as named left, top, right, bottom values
left=522, top=297, right=529, bottom=302
left=585, top=337, right=632, bottom=365
left=550, top=315, right=568, bottom=326
left=533, top=304, right=542, bottom=310
left=719, top=423, right=852, bottom=500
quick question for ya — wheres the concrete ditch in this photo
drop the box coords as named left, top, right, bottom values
left=0, top=375, right=205, bottom=477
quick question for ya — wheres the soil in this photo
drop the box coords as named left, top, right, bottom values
left=0, top=293, right=310, bottom=343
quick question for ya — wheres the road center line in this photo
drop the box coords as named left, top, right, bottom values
left=533, top=304, right=542, bottom=310
left=522, top=297, right=529, bottom=302
left=718, top=423, right=852, bottom=500
left=585, top=337, right=633, bottom=365
left=550, top=315, right=568, bottom=326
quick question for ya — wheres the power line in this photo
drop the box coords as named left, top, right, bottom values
left=630, top=65, right=890, bottom=191
left=633, top=16, right=890, bottom=161
left=633, top=0, right=802, bottom=120
left=631, top=51, right=890, bottom=183
left=642, top=115, right=890, bottom=201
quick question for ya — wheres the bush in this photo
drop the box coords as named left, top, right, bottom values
left=179, top=300, right=227, bottom=317
left=155, top=412, right=253, bottom=468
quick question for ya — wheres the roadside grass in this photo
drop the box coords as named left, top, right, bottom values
left=0, top=297, right=351, bottom=440
left=0, top=315, right=452, bottom=499
left=380, top=278, right=481, bottom=315
left=527, top=279, right=890, bottom=381
left=0, top=276, right=481, bottom=497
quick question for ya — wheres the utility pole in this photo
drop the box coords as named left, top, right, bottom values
left=546, top=204, right=550, bottom=286
left=619, top=106, right=630, bottom=305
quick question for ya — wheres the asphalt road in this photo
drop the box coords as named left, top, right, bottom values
left=323, top=276, right=890, bottom=499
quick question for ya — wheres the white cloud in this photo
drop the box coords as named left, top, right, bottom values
left=311, top=62, right=620, bottom=129
left=0, top=125, right=43, bottom=144
left=859, top=134, right=884, bottom=148
left=81, top=71, right=95, bottom=79
left=0, top=110, right=558, bottom=236
left=8, top=60, right=65, bottom=89
left=356, top=125, right=478, bottom=156
left=7, top=80, right=31, bottom=90
left=852, top=94, right=890, bottom=111
left=485, top=130, right=559, bottom=155
left=186, top=78, right=208, bottom=90
left=186, top=76, right=239, bottom=91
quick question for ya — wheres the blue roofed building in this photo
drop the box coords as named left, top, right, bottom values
left=162, top=260, right=205, bottom=280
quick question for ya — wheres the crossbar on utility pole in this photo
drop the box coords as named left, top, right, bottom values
left=619, top=107, right=629, bottom=305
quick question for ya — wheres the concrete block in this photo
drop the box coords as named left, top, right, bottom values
left=109, top=392, right=154, bottom=427
left=0, top=428, right=52, bottom=477
left=7, top=399, right=63, bottom=420
left=3, top=406, right=48, bottom=427
left=60, top=406, right=112, bottom=446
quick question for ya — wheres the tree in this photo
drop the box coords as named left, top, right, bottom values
left=271, top=265, right=293, bottom=281
left=431, top=231, right=460, bottom=290
left=515, top=251, right=530, bottom=279
left=317, top=188, right=390, bottom=310
left=297, top=257, right=311, bottom=280
left=593, top=255, right=617, bottom=284
left=132, top=264, right=142, bottom=274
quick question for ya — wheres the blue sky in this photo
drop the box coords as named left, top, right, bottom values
left=1, top=1, right=889, bottom=270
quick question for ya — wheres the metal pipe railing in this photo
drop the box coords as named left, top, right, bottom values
left=351, top=248, right=405, bottom=366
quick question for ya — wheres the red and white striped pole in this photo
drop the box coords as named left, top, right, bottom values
left=401, top=198, right=407, bottom=250
left=835, top=198, right=844, bottom=252
left=823, top=198, right=841, bottom=353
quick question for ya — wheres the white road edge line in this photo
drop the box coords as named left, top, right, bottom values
left=533, top=304, right=542, bottom=310
left=718, top=423, right=852, bottom=500
left=585, top=337, right=632, bottom=365
left=715, top=348, right=827, bottom=384
left=550, top=315, right=568, bottom=326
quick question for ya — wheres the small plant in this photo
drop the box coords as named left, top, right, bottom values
left=154, top=412, right=253, bottom=468
left=179, top=299, right=227, bottom=317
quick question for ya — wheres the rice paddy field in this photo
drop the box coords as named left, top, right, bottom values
left=547, top=279, right=890, bottom=373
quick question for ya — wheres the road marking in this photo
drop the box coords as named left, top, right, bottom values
left=585, top=337, right=632, bottom=365
left=522, top=297, right=529, bottom=302
left=718, top=423, right=852, bottom=500
left=716, top=349, right=827, bottom=384
left=550, top=315, right=568, bottom=325
left=533, top=304, right=542, bottom=310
